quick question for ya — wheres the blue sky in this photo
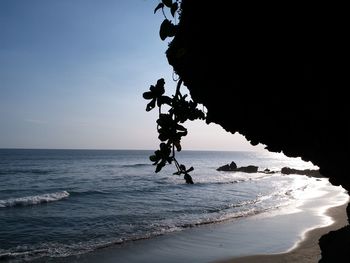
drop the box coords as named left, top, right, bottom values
left=0, top=0, right=264, bottom=151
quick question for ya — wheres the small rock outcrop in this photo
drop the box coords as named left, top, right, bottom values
left=217, top=162, right=258, bottom=173
left=217, top=163, right=322, bottom=177
left=237, top=165, right=259, bottom=173
left=281, top=167, right=323, bottom=177
left=217, top=161, right=237, bottom=171
left=261, top=168, right=275, bottom=174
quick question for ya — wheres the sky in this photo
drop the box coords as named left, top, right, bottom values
left=0, top=0, right=265, bottom=151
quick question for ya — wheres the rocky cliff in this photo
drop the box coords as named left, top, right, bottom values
left=165, top=1, right=349, bottom=262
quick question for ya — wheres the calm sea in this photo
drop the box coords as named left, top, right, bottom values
left=0, top=149, right=344, bottom=262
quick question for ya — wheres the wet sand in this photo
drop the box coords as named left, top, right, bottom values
left=217, top=202, right=349, bottom=263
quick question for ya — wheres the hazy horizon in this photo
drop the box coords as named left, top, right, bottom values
left=0, top=146, right=264, bottom=152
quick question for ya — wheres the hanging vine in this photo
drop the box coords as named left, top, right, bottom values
left=143, top=1, right=206, bottom=183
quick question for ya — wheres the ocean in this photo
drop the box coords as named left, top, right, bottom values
left=0, top=149, right=348, bottom=262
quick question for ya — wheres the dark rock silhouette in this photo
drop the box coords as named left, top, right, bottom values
left=216, top=164, right=231, bottom=171
left=217, top=164, right=321, bottom=177
left=237, top=165, right=258, bottom=173
left=217, top=163, right=258, bottom=173
left=261, top=168, right=275, bottom=174
left=165, top=1, right=349, bottom=261
left=217, top=161, right=237, bottom=171
left=281, top=167, right=323, bottom=178
left=319, top=226, right=350, bottom=262
left=229, top=161, right=237, bottom=170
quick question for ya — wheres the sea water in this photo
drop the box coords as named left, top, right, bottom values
left=0, top=149, right=347, bottom=262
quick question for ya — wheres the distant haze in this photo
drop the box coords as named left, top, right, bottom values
left=0, top=0, right=264, bottom=152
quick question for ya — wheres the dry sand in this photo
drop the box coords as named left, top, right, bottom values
left=217, top=202, right=349, bottom=263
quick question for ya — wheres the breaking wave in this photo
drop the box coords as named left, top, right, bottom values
left=0, top=191, right=69, bottom=208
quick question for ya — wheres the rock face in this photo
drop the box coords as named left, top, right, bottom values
left=166, top=1, right=349, bottom=261
left=319, top=225, right=350, bottom=263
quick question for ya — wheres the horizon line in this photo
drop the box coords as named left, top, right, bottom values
left=0, top=147, right=263, bottom=152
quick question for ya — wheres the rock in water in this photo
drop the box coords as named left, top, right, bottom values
left=281, top=167, right=322, bottom=177
left=229, top=161, right=237, bottom=170
left=236, top=165, right=258, bottom=173
left=217, top=162, right=258, bottom=173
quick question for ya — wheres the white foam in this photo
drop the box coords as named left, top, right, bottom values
left=0, top=191, right=69, bottom=208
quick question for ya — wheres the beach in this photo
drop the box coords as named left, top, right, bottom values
left=47, top=177, right=349, bottom=263
left=218, top=202, right=349, bottom=263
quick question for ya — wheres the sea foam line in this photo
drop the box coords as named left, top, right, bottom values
left=0, top=191, right=69, bottom=208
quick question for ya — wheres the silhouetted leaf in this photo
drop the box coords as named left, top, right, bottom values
left=155, top=164, right=163, bottom=173
left=143, top=91, right=153, bottom=100
left=157, top=95, right=172, bottom=107
left=170, top=2, right=178, bottom=17
left=146, top=99, right=156, bottom=111
left=159, top=142, right=168, bottom=151
left=158, top=133, right=168, bottom=142
left=159, top=19, right=176, bottom=40
left=156, top=78, right=165, bottom=87
left=179, top=164, right=186, bottom=171
left=154, top=3, right=164, bottom=14
left=160, top=19, right=170, bottom=40
left=178, top=130, right=187, bottom=137
left=162, top=0, right=172, bottom=8
left=156, top=160, right=167, bottom=173
left=150, top=85, right=164, bottom=97
left=187, top=167, right=194, bottom=173
left=157, top=113, right=174, bottom=127
left=174, top=141, right=181, bottom=151
left=149, top=155, right=158, bottom=162
left=176, top=124, right=186, bottom=131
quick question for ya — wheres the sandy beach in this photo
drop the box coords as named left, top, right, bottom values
left=218, top=202, right=349, bottom=263
left=43, top=180, right=349, bottom=263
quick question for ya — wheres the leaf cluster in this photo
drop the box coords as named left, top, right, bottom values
left=143, top=78, right=206, bottom=183
left=144, top=1, right=203, bottom=183
left=143, top=78, right=171, bottom=112
left=154, top=0, right=180, bottom=41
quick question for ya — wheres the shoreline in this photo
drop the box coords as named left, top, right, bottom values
left=32, top=177, right=349, bottom=263
left=39, top=179, right=349, bottom=263
left=218, top=201, right=349, bottom=263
